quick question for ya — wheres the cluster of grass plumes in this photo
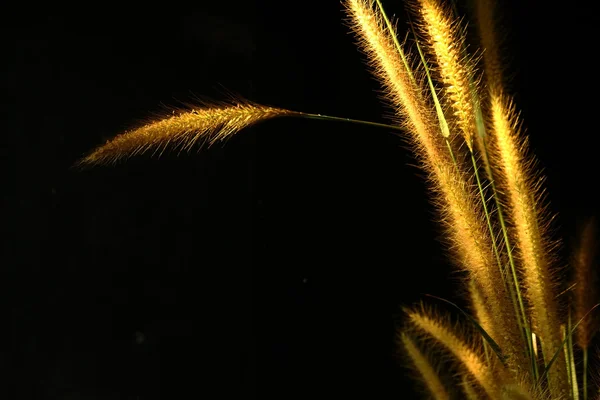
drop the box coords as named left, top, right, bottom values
left=343, top=0, right=598, bottom=398
left=77, top=1, right=599, bottom=398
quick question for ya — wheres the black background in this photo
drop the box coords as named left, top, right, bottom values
left=4, top=1, right=599, bottom=398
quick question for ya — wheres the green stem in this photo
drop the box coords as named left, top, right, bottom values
left=298, top=112, right=404, bottom=133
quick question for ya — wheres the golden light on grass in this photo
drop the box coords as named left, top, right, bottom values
left=401, top=332, right=450, bottom=400
left=431, top=162, right=527, bottom=375
left=469, top=280, right=493, bottom=348
left=415, top=0, right=477, bottom=151
left=76, top=101, right=297, bottom=166
left=406, top=308, right=502, bottom=398
left=344, top=0, right=444, bottom=166
left=489, top=92, right=568, bottom=397
left=346, top=0, right=526, bottom=378
left=77, top=0, right=599, bottom=398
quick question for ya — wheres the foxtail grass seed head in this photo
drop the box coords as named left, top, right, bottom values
left=77, top=1, right=596, bottom=398
left=345, top=0, right=448, bottom=167
left=406, top=308, right=504, bottom=398
left=77, top=101, right=296, bottom=166
left=401, top=332, right=451, bottom=400
left=346, top=1, right=526, bottom=377
left=415, top=0, right=478, bottom=151
left=489, top=92, right=568, bottom=397
left=469, top=280, right=494, bottom=346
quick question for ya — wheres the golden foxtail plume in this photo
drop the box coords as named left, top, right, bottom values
left=405, top=307, right=506, bottom=398
left=345, top=0, right=525, bottom=375
left=74, top=1, right=594, bottom=397
left=414, top=0, right=478, bottom=152
left=468, top=279, right=498, bottom=368
left=400, top=332, right=450, bottom=400
left=344, top=0, right=443, bottom=162
left=489, top=92, right=568, bottom=397
left=76, top=100, right=297, bottom=166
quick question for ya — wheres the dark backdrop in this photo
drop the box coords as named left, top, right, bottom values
left=4, top=1, right=599, bottom=399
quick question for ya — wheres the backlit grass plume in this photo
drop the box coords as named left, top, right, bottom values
left=414, top=0, right=478, bottom=151
left=77, top=1, right=599, bottom=398
left=76, top=101, right=298, bottom=166
left=406, top=307, right=505, bottom=398
left=489, top=92, right=568, bottom=397
left=345, top=0, right=526, bottom=380
left=401, top=331, right=450, bottom=400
